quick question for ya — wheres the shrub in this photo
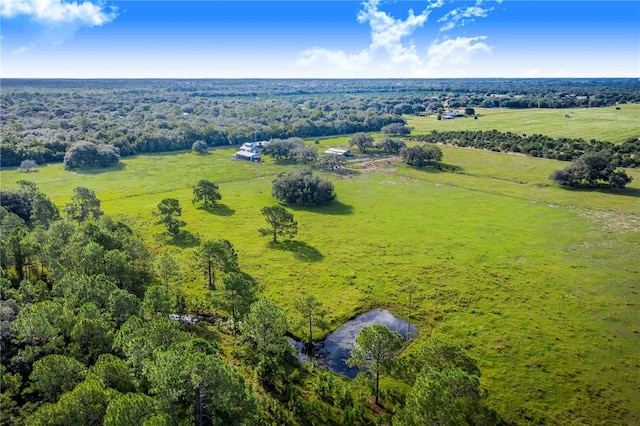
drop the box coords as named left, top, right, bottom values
left=400, top=145, right=443, bottom=167
left=63, top=142, right=120, bottom=170
left=381, top=123, right=411, bottom=135
left=262, top=138, right=304, bottom=160
left=272, top=169, right=336, bottom=206
left=550, top=153, right=633, bottom=189
left=19, top=160, right=38, bottom=172
left=348, top=133, right=374, bottom=154
left=376, top=138, right=406, bottom=154
left=191, top=140, right=208, bottom=154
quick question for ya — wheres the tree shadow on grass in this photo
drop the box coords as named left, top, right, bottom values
left=168, top=230, right=201, bottom=248
left=197, top=203, right=236, bottom=216
left=288, top=200, right=354, bottom=216
left=72, top=162, right=126, bottom=175
left=327, top=167, right=361, bottom=177
left=269, top=240, right=324, bottom=262
left=416, top=162, right=463, bottom=174
left=556, top=185, right=640, bottom=198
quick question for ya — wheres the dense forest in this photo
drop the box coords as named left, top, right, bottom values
left=0, top=182, right=502, bottom=425
left=1, top=78, right=638, bottom=168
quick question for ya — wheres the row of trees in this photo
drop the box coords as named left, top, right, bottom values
left=408, top=130, right=639, bottom=167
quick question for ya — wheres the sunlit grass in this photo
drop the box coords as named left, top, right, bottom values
left=406, top=104, right=640, bottom=143
left=1, top=136, right=639, bottom=424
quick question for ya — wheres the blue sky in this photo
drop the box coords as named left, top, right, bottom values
left=1, top=0, right=638, bottom=78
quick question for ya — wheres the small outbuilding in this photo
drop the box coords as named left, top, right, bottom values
left=323, top=148, right=352, bottom=157
left=233, top=150, right=261, bottom=162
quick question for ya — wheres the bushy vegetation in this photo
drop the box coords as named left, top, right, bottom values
left=271, top=169, right=336, bottom=206
left=400, top=145, right=443, bottom=167
left=349, top=133, right=375, bottom=154
left=381, top=123, right=411, bottom=135
left=550, top=153, right=633, bottom=189
left=63, top=141, right=120, bottom=170
left=409, top=130, right=640, bottom=167
left=376, top=137, right=407, bottom=154
left=191, top=140, right=208, bottom=154
left=261, top=138, right=304, bottom=160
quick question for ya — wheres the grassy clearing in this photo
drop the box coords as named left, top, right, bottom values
left=2, top=140, right=639, bottom=424
left=406, top=104, right=640, bottom=143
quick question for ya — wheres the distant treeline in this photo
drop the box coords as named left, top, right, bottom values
left=1, top=78, right=638, bottom=168
left=408, top=131, right=640, bottom=168
left=3, top=78, right=638, bottom=102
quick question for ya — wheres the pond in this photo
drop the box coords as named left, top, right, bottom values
left=291, top=309, right=417, bottom=378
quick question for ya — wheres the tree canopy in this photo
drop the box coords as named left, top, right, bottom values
left=348, top=324, right=404, bottom=406
left=63, top=141, right=120, bottom=170
left=293, top=294, right=328, bottom=355
left=258, top=205, right=298, bottom=243
left=240, top=298, right=292, bottom=387
left=271, top=169, right=336, bottom=206
left=550, top=153, right=633, bottom=189
left=63, top=187, right=103, bottom=223
left=194, top=239, right=239, bottom=289
left=394, top=339, right=501, bottom=426
left=381, top=123, right=411, bottom=135
left=261, top=138, right=304, bottom=161
left=400, top=144, right=443, bottom=167
left=349, top=133, right=374, bottom=154
left=191, top=140, right=208, bottom=154
left=376, top=137, right=407, bottom=154
left=154, top=198, right=185, bottom=235
left=192, top=179, right=222, bottom=208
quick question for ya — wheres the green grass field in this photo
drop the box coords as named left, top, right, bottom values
left=2, top=111, right=639, bottom=424
left=406, top=104, right=640, bottom=143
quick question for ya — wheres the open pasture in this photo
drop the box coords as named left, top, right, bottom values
left=2, top=138, right=639, bottom=424
left=406, top=104, right=640, bottom=143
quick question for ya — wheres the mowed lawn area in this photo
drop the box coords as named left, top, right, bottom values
left=406, top=104, right=640, bottom=143
left=2, top=124, right=639, bottom=423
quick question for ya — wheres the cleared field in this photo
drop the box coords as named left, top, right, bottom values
left=406, top=104, right=640, bottom=143
left=2, top=140, right=639, bottom=424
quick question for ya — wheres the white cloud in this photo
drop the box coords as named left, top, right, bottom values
left=0, top=0, right=116, bottom=25
left=427, top=36, right=492, bottom=68
left=438, top=6, right=493, bottom=32
left=12, top=43, right=33, bottom=56
left=293, top=0, right=494, bottom=77
left=295, top=48, right=373, bottom=78
left=0, top=0, right=117, bottom=53
left=294, top=0, right=433, bottom=77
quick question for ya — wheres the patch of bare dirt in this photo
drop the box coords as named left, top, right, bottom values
left=352, top=156, right=399, bottom=174
left=573, top=208, right=640, bottom=233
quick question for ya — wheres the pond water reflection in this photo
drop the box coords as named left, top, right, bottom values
left=291, top=309, right=417, bottom=378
